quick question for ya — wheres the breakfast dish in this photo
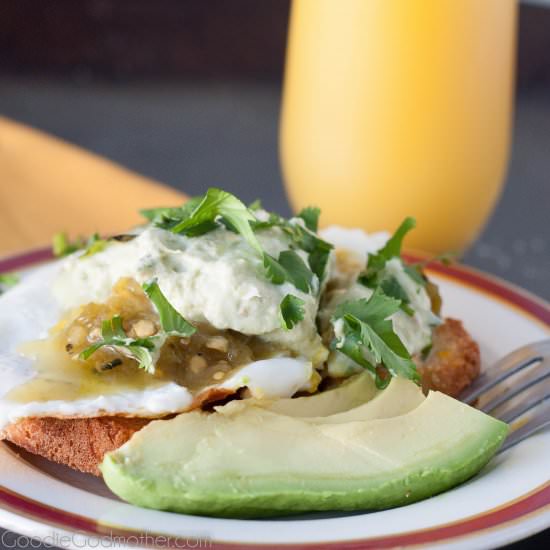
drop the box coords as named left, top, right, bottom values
left=0, top=239, right=548, bottom=549
left=0, top=188, right=508, bottom=518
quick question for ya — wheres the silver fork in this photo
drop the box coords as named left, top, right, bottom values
left=459, top=340, right=550, bottom=453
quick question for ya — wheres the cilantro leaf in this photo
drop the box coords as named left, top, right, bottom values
left=250, top=211, right=285, bottom=231
left=280, top=222, right=333, bottom=282
left=52, top=232, right=86, bottom=257
left=264, top=250, right=313, bottom=293
left=171, top=188, right=263, bottom=254
left=140, top=206, right=185, bottom=224
left=298, top=206, right=321, bottom=232
left=279, top=294, right=305, bottom=330
left=307, top=241, right=332, bottom=282
left=80, top=233, right=108, bottom=259
left=248, top=199, right=263, bottom=211
left=101, top=314, right=126, bottom=340
left=79, top=315, right=158, bottom=374
left=360, top=217, right=416, bottom=287
left=379, top=276, right=415, bottom=316
left=262, top=253, right=287, bottom=285
left=377, top=217, right=416, bottom=259
left=331, top=289, right=420, bottom=386
left=140, top=197, right=203, bottom=229
left=142, top=279, right=196, bottom=337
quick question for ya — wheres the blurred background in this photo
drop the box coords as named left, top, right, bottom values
left=0, top=0, right=549, bottom=303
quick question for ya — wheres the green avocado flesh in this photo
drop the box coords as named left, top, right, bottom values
left=101, top=378, right=508, bottom=518
left=260, top=372, right=378, bottom=417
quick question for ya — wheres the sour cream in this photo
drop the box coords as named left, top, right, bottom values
left=54, top=225, right=328, bottom=364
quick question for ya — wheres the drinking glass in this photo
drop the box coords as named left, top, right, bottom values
left=280, top=0, right=517, bottom=253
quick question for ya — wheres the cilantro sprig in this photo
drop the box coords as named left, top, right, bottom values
left=170, top=189, right=263, bottom=254
left=331, top=289, right=420, bottom=388
left=359, top=217, right=416, bottom=288
left=357, top=217, right=419, bottom=316
left=140, top=197, right=202, bottom=229
left=279, top=294, right=305, bottom=330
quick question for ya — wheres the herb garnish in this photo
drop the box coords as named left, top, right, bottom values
left=139, top=197, right=203, bottom=229
left=52, top=232, right=109, bottom=259
left=80, top=233, right=109, bottom=258
left=331, top=289, right=420, bottom=388
left=298, top=206, right=321, bottom=233
left=359, top=217, right=416, bottom=288
left=264, top=251, right=314, bottom=293
left=379, top=276, right=415, bottom=316
left=248, top=199, right=263, bottom=211
left=79, top=315, right=159, bottom=373
left=52, top=232, right=86, bottom=257
left=142, top=188, right=333, bottom=301
left=142, top=280, right=196, bottom=337
left=279, top=294, right=305, bottom=330
left=171, top=189, right=263, bottom=252
left=357, top=217, right=418, bottom=316
left=0, top=272, right=19, bottom=294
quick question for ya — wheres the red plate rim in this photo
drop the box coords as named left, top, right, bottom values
left=0, top=246, right=549, bottom=549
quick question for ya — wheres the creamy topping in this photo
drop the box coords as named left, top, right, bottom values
left=54, top=225, right=328, bottom=364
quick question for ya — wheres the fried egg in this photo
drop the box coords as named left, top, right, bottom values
left=0, top=263, right=313, bottom=430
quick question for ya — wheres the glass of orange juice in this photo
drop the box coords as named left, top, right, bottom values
left=280, top=0, right=517, bottom=254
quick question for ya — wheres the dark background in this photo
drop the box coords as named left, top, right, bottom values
left=0, top=1, right=549, bottom=548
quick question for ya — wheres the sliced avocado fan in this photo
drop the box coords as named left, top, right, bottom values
left=101, top=381, right=508, bottom=518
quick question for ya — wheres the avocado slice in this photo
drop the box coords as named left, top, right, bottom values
left=307, top=376, right=425, bottom=423
left=101, top=389, right=508, bottom=518
left=261, top=372, right=378, bottom=417
left=228, top=376, right=423, bottom=423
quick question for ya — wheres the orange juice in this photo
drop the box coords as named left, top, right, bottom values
left=280, top=0, right=517, bottom=254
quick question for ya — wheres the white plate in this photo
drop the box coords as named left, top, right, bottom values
left=0, top=248, right=549, bottom=550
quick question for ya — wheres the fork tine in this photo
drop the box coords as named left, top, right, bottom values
left=480, top=366, right=550, bottom=414
left=499, top=398, right=550, bottom=453
left=460, top=340, right=550, bottom=405
left=495, top=380, right=550, bottom=423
